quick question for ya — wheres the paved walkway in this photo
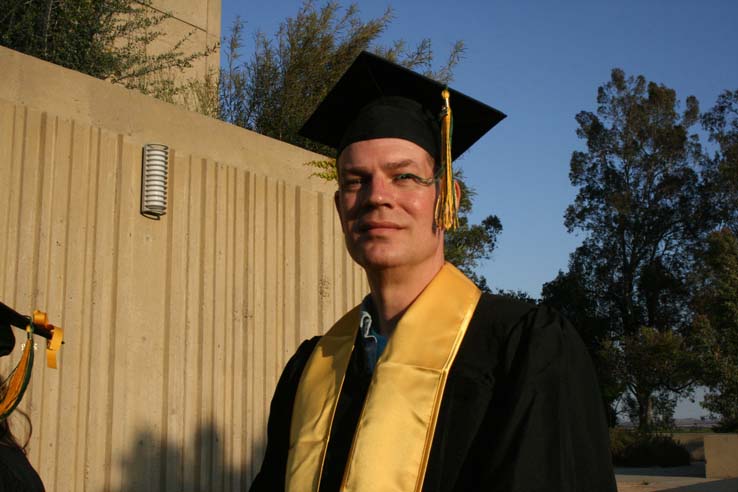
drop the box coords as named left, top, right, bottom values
left=617, top=463, right=738, bottom=492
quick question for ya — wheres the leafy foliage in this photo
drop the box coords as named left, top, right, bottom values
left=609, top=428, right=690, bottom=467
left=0, top=0, right=216, bottom=104
left=219, top=2, right=388, bottom=153
left=692, top=229, right=738, bottom=431
left=443, top=174, right=502, bottom=291
left=220, top=1, right=501, bottom=289
left=548, top=76, right=738, bottom=433
left=701, top=89, right=738, bottom=234
left=556, top=69, right=714, bottom=430
left=219, top=1, right=466, bottom=154
left=602, top=327, right=700, bottom=431
left=494, top=289, right=537, bottom=304
left=694, top=93, right=738, bottom=429
left=306, top=159, right=340, bottom=182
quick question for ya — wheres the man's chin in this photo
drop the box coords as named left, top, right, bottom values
left=351, top=250, right=406, bottom=271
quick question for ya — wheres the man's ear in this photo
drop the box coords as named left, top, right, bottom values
left=333, top=190, right=346, bottom=232
left=334, top=190, right=347, bottom=234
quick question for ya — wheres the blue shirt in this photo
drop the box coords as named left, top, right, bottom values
left=359, top=296, right=388, bottom=373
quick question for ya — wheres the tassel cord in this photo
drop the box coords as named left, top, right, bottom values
left=0, top=324, right=35, bottom=421
left=434, top=89, right=458, bottom=230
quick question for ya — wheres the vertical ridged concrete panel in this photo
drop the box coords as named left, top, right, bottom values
left=0, top=47, right=368, bottom=491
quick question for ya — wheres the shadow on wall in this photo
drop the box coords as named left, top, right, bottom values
left=615, top=464, right=705, bottom=477
left=115, top=420, right=263, bottom=492
left=662, top=478, right=738, bottom=491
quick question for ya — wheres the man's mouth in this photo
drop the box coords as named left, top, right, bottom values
left=357, top=220, right=402, bottom=232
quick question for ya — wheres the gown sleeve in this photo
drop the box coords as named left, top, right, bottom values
left=453, top=302, right=617, bottom=492
left=248, top=337, right=320, bottom=492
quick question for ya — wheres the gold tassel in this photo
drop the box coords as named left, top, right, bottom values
left=0, top=309, right=63, bottom=419
left=435, top=89, right=458, bottom=230
left=33, top=310, right=64, bottom=369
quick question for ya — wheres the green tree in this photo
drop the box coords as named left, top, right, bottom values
left=690, top=90, right=738, bottom=431
left=561, top=68, right=710, bottom=430
left=692, top=229, right=738, bottom=431
left=220, top=1, right=502, bottom=288
left=701, top=89, right=738, bottom=234
left=494, top=289, right=537, bottom=304
left=606, top=326, right=699, bottom=430
left=443, top=176, right=502, bottom=291
left=219, top=1, right=465, bottom=154
left=0, top=0, right=216, bottom=106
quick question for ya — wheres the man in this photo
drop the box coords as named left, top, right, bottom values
left=250, top=52, right=616, bottom=492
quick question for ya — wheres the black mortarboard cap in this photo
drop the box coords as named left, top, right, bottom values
left=299, top=51, right=506, bottom=160
left=0, top=322, right=15, bottom=357
left=0, top=302, right=26, bottom=357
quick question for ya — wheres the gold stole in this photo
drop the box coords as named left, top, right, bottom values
left=286, top=263, right=481, bottom=492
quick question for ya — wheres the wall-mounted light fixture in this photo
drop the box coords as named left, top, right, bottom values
left=141, top=143, right=169, bottom=219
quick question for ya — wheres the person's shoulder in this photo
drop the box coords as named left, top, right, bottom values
left=473, top=293, right=547, bottom=338
left=479, top=294, right=593, bottom=375
left=288, top=336, right=321, bottom=368
left=295, top=336, right=321, bottom=358
left=472, top=294, right=580, bottom=360
left=479, top=293, right=537, bottom=323
left=275, top=335, right=322, bottom=389
left=478, top=293, right=571, bottom=329
left=459, top=293, right=541, bottom=366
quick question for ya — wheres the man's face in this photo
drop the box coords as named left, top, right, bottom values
left=334, top=138, right=444, bottom=272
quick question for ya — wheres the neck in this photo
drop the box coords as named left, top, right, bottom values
left=365, top=258, right=445, bottom=337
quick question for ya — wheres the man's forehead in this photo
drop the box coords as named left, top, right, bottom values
left=337, top=138, right=435, bottom=171
left=340, top=159, right=428, bottom=173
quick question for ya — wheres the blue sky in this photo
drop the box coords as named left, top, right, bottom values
left=221, top=0, right=738, bottom=417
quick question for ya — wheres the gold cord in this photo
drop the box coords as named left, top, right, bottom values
left=435, top=89, right=458, bottom=230
left=0, top=327, right=33, bottom=418
left=0, top=309, right=63, bottom=420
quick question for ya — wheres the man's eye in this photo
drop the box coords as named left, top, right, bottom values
left=393, top=173, right=434, bottom=186
left=340, top=178, right=364, bottom=190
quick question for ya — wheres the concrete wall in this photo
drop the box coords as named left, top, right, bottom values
left=0, top=46, right=367, bottom=491
left=146, top=0, right=221, bottom=80
left=705, top=434, right=738, bottom=479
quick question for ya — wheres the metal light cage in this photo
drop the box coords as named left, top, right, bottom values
left=140, top=143, right=169, bottom=219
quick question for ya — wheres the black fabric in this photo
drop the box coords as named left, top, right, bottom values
left=338, top=97, right=440, bottom=160
left=250, top=294, right=617, bottom=492
left=0, top=323, right=14, bottom=358
left=0, top=445, right=45, bottom=492
left=0, top=302, right=30, bottom=357
left=298, top=51, right=506, bottom=160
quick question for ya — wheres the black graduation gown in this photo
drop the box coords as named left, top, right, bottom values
left=0, top=444, right=45, bottom=492
left=250, top=294, right=617, bottom=492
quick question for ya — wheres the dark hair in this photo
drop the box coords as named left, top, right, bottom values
left=0, top=379, right=32, bottom=452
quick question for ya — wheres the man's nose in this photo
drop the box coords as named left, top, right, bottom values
left=364, top=175, right=393, bottom=206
